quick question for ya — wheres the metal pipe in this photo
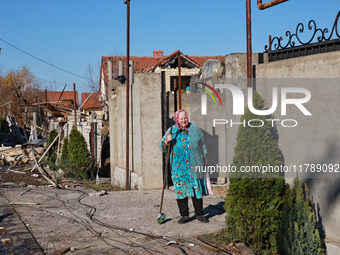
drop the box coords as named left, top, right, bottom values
left=178, top=54, right=182, bottom=110
left=160, top=71, right=168, bottom=189
left=257, top=0, right=289, bottom=10
left=246, top=1, right=288, bottom=89
left=269, top=35, right=272, bottom=51
left=129, top=60, right=134, bottom=85
left=44, top=89, right=49, bottom=141
left=246, top=0, right=252, bottom=87
left=174, top=78, right=178, bottom=113
left=124, top=0, right=131, bottom=190
left=73, top=83, right=77, bottom=128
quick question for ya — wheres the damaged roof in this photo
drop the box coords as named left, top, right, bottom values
left=100, top=50, right=225, bottom=90
left=81, top=93, right=101, bottom=110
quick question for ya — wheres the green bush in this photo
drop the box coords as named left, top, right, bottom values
left=224, top=90, right=285, bottom=254
left=67, top=126, right=93, bottom=179
left=61, top=137, right=69, bottom=162
left=277, top=179, right=324, bottom=255
left=59, top=137, right=69, bottom=171
left=230, top=90, right=282, bottom=179
left=225, top=178, right=286, bottom=254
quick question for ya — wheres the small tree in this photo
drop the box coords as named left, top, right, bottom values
left=61, top=137, right=69, bottom=162
left=224, top=90, right=285, bottom=254
left=277, top=179, right=324, bottom=255
left=0, top=66, right=43, bottom=127
left=67, top=126, right=93, bottom=179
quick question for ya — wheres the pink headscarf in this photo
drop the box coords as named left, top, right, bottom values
left=175, top=110, right=189, bottom=133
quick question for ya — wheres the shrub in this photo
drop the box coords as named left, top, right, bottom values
left=277, top=179, right=324, bottom=255
left=59, top=137, right=69, bottom=170
left=224, top=90, right=285, bottom=254
left=230, top=90, right=283, bottom=179
left=67, top=126, right=93, bottom=179
left=61, top=137, right=69, bottom=162
left=225, top=178, right=286, bottom=254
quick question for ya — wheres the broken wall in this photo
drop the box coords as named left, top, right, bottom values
left=109, top=73, right=163, bottom=190
left=49, top=111, right=102, bottom=168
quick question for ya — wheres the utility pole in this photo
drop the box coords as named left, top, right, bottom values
left=124, top=0, right=131, bottom=190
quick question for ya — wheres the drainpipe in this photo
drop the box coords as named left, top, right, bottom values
left=178, top=54, right=182, bottom=109
left=73, top=83, right=77, bottom=128
left=124, top=0, right=131, bottom=190
left=247, top=0, right=289, bottom=87
left=257, top=0, right=289, bottom=10
left=246, top=0, right=252, bottom=88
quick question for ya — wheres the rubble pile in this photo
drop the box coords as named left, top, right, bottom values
left=0, top=146, right=45, bottom=166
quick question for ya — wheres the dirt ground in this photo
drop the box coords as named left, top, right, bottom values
left=0, top=164, right=44, bottom=187
left=0, top=164, right=231, bottom=255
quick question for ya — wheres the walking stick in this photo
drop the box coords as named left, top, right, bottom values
left=157, top=120, right=173, bottom=224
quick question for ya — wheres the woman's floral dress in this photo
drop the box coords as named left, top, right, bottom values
left=160, top=123, right=208, bottom=199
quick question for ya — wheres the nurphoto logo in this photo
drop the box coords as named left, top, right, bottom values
left=199, top=83, right=312, bottom=128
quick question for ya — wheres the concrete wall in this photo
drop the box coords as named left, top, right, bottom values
left=110, top=73, right=163, bottom=190
left=224, top=51, right=340, bottom=253
left=256, top=51, right=340, bottom=78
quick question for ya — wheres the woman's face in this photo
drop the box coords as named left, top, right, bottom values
left=178, top=112, right=188, bottom=128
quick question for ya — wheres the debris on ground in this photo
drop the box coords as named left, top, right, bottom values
left=88, top=190, right=107, bottom=197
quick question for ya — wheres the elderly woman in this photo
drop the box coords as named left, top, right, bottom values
left=160, top=110, right=210, bottom=224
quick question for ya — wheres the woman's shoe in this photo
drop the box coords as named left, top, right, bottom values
left=178, top=216, right=189, bottom=224
left=196, top=215, right=208, bottom=223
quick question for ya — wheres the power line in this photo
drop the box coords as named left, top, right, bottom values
left=0, top=38, right=91, bottom=82
left=35, top=77, right=66, bottom=86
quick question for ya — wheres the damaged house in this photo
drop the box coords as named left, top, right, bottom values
left=99, top=50, right=225, bottom=118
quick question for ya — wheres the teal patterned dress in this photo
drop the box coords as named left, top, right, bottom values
left=160, top=123, right=208, bottom=199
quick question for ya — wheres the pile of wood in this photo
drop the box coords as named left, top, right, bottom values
left=0, top=146, right=45, bottom=166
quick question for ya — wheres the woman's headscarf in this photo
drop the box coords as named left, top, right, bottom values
left=175, top=110, right=189, bottom=133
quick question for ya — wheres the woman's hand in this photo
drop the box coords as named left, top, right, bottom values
left=165, top=134, right=172, bottom=145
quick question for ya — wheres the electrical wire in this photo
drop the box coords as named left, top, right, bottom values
left=15, top=188, right=214, bottom=255
left=0, top=38, right=91, bottom=82
left=63, top=190, right=166, bottom=255
left=45, top=241, right=56, bottom=255
left=20, top=189, right=165, bottom=254
left=13, top=203, right=129, bottom=254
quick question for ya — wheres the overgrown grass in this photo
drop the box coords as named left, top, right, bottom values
left=201, top=229, right=232, bottom=247
left=84, top=181, right=125, bottom=192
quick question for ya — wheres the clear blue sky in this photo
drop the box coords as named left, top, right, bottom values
left=0, top=0, right=339, bottom=95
